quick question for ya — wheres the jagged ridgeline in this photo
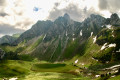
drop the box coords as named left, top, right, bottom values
left=0, top=13, right=120, bottom=62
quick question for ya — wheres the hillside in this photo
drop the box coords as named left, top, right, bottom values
left=0, top=13, right=120, bottom=80
left=0, top=35, right=17, bottom=45
left=0, top=33, right=21, bottom=45
left=12, top=13, right=105, bottom=61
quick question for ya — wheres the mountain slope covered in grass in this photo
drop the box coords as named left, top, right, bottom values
left=0, top=13, right=120, bottom=80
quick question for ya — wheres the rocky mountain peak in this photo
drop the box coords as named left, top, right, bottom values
left=54, top=13, right=72, bottom=26
left=105, top=13, right=120, bottom=26
left=81, top=14, right=105, bottom=28
left=110, top=13, right=119, bottom=20
left=63, top=13, right=70, bottom=20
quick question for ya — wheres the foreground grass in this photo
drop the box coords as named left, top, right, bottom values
left=0, top=60, right=120, bottom=80
left=20, top=72, right=84, bottom=80
left=0, top=60, right=31, bottom=78
left=31, top=63, right=78, bottom=73
left=108, top=75, right=120, bottom=80
left=0, top=60, right=91, bottom=80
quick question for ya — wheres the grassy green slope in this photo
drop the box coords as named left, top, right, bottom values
left=108, top=75, right=120, bottom=80
left=0, top=40, right=25, bottom=53
left=50, top=39, right=62, bottom=61
left=0, top=60, right=91, bottom=80
left=30, top=35, right=43, bottom=50
left=60, top=38, right=80, bottom=61
left=12, top=33, right=21, bottom=38
left=64, top=37, right=100, bottom=65
left=0, top=60, right=31, bottom=78
left=77, top=37, right=100, bottom=64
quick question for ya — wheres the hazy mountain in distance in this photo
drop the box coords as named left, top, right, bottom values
left=0, top=33, right=21, bottom=45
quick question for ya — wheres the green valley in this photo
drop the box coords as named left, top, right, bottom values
left=0, top=13, right=120, bottom=80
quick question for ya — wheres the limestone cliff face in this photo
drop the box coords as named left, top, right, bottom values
left=14, top=13, right=105, bottom=44
left=12, top=13, right=107, bottom=61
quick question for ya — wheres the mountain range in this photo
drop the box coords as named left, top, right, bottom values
left=0, top=13, right=120, bottom=80
left=0, top=13, right=120, bottom=62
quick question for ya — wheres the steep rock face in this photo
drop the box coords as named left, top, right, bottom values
left=13, top=13, right=106, bottom=61
left=63, top=13, right=71, bottom=21
left=81, top=14, right=105, bottom=27
left=79, top=14, right=106, bottom=39
left=14, top=20, right=53, bottom=45
left=0, top=48, right=5, bottom=59
left=30, top=14, right=82, bottom=61
left=105, top=13, right=120, bottom=26
left=0, top=35, right=17, bottom=45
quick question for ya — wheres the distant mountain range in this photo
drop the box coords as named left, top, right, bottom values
left=0, top=33, right=21, bottom=45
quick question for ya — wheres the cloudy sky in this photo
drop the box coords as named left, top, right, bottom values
left=0, top=0, right=120, bottom=37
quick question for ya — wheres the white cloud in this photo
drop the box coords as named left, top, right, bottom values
left=98, top=0, right=120, bottom=17
left=0, top=0, right=34, bottom=30
left=0, top=0, right=59, bottom=31
left=0, top=0, right=120, bottom=36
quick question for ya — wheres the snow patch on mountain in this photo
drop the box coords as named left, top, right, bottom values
left=95, top=75, right=100, bottom=77
left=101, top=25, right=104, bottom=27
left=73, top=38, right=75, bottom=41
left=108, top=43, right=116, bottom=48
left=106, top=25, right=112, bottom=29
left=75, top=59, right=78, bottom=64
left=101, top=43, right=116, bottom=50
left=112, top=30, right=115, bottom=37
left=80, top=30, right=82, bottom=36
left=101, top=43, right=108, bottom=50
left=93, top=36, right=97, bottom=43
left=43, top=34, right=46, bottom=41
left=66, top=31, right=67, bottom=36
left=9, top=77, right=18, bottom=80
left=90, top=32, right=93, bottom=37
left=112, top=35, right=115, bottom=37
left=103, top=64, right=120, bottom=70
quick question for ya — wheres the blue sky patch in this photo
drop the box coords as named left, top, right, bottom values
left=33, top=7, right=40, bottom=12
